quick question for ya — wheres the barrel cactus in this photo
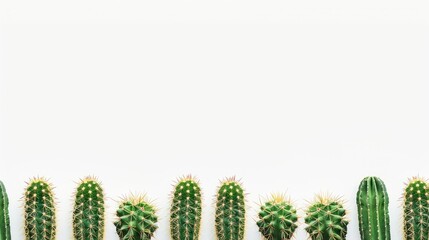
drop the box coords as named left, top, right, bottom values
left=403, top=176, right=429, bottom=240
left=257, top=194, right=298, bottom=240
left=0, top=180, right=11, bottom=240
left=23, top=177, right=56, bottom=240
left=304, top=194, right=348, bottom=240
left=114, top=194, right=158, bottom=240
left=357, top=176, right=391, bottom=240
left=73, top=176, right=105, bottom=240
left=170, top=175, right=202, bottom=240
left=215, top=177, right=246, bottom=240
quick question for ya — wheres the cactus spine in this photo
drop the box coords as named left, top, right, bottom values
left=403, top=177, right=429, bottom=240
left=170, top=175, right=202, bottom=240
left=357, top=176, right=391, bottom=240
left=215, top=177, right=246, bottom=240
left=23, top=177, right=56, bottom=240
left=257, top=194, right=298, bottom=240
left=114, top=194, right=158, bottom=240
left=304, top=194, right=348, bottom=240
left=73, top=176, right=105, bottom=240
left=0, top=181, right=11, bottom=240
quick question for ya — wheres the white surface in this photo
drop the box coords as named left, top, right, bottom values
left=1, top=1, right=429, bottom=239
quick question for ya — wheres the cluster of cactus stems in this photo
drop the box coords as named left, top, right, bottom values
left=304, top=194, right=349, bottom=240
left=357, top=176, right=391, bottom=240
left=5, top=175, right=429, bottom=240
left=0, top=181, right=11, bottom=240
left=73, top=176, right=105, bottom=240
left=170, top=175, right=202, bottom=240
left=23, top=178, right=57, bottom=240
left=114, top=194, right=158, bottom=240
left=403, top=177, right=429, bottom=240
left=257, top=194, right=298, bottom=240
left=215, top=177, right=246, bottom=240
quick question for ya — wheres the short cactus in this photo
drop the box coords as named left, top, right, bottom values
left=114, top=194, right=158, bottom=240
left=73, top=176, right=105, bottom=240
left=304, top=194, right=348, bottom=240
left=356, top=176, right=391, bottom=240
left=170, top=175, right=202, bottom=240
left=215, top=177, right=246, bottom=240
left=403, top=177, right=429, bottom=240
left=0, top=181, right=11, bottom=240
left=23, top=177, right=56, bottom=240
left=257, top=194, right=298, bottom=240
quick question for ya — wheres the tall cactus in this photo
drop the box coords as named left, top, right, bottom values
left=257, top=194, right=298, bottom=240
left=0, top=181, right=11, bottom=240
left=23, top=177, right=56, bottom=240
left=403, top=177, right=429, bottom=240
left=357, top=176, right=391, bottom=240
left=304, top=194, right=348, bottom=240
left=215, top=177, right=246, bottom=240
left=114, top=194, right=158, bottom=240
left=73, top=176, right=105, bottom=240
left=170, top=175, right=202, bottom=240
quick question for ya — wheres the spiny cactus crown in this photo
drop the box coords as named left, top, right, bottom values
left=73, top=177, right=105, bottom=240
left=0, top=180, right=11, bottom=240
left=257, top=195, right=298, bottom=240
left=170, top=176, right=202, bottom=240
left=24, top=178, right=56, bottom=240
left=403, top=177, right=429, bottom=240
left=305, top=195, right=348, bottom=240
left=114, top=195, right=158, bottom=240
left=215, top=178, right=246, bottom=240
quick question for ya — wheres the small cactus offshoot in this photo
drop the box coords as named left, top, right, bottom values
left=304, top=194, right=349, bottom=240
left=23, top=177, right=56, bottom=240
left=257, top=194, right=298, bottom=240
left=0, top=180, right=11, bottom=240
left=403, top=177, right=429, bottom=240
left=114, top=194, right=158, bottom=240
left=73, top=176, right=105, bottom=240
left=170, top=175, right=202, bottom=240
left=215, top=177, right=246, bottom=240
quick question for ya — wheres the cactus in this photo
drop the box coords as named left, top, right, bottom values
left=0, top=181, right=11, bottom=240
left=257, top=194, right=298, bottom=240
left=215, top=177, right=246, bottom=240
left=357, top=176, right=391, bottom=240
left=403, top=177, right=429, bottom=240
left=114, top=194, right=158, bottom=240
left=23, top=177, right=56, bottom=240
left=304, top=194, right=348, bottom=240
left=73, top=176, right=105, bottom=240
left=170, top=175, right=202, bottom=240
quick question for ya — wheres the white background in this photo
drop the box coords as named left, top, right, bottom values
left=1, top=1, right=429, bottom=239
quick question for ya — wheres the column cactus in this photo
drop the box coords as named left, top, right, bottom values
left=114, top=194, right=158, bottom=240
left=304, top=194, right=349, bottom=240
left=73, top=176, right=105, bottom=240
left=356, top=176, right=391, bottom=240
left=403, top=177, right=429, bottom=240
left=170, top=175, right=202, bottom=240
left=215, top=177, right=246, bottom=240
left=257, top=194, right=298, bottom=240
left=0, top=180, right=11, bottom=240
left=23, top=177, right=56, bottom=240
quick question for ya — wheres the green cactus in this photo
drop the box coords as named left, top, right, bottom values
left=73, top=176, right=105, bottom=240
left=114, top=194, right=158, bottom=240
left=215, top=177, right=246, bottom=240
left=357, top=176, right=391, bottom=240
left=304, top=195, right=348, bottom=240
left=23, top=177, right=56, bottom=240
left=257, top=194, right=298, bottom=240
left=403, top=177, right=429, bottom=240
left=0, top=181, right=11, bottom=240
left=170, top=175, right=202, bottom=240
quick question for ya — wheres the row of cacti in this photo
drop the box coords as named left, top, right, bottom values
left=0, top=176, right=428, bottom=240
